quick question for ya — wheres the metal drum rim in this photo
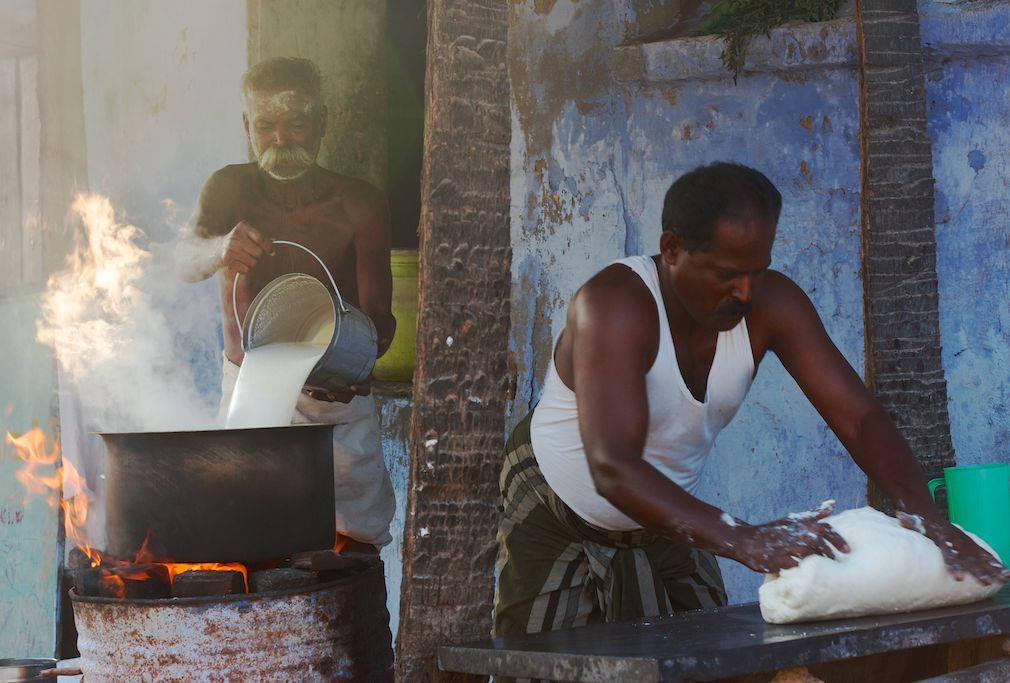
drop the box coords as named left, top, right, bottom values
left=69, top=565, right=379, bottom=607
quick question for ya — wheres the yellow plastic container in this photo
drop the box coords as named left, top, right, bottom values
left=373, top=249, right=418, bottom=382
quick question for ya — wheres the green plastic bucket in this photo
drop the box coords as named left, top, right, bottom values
left=373, top=249, right=418, bottom=382
left=928, top=463, right=1010, bottom=562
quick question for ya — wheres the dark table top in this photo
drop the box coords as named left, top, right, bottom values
left=439, top=586, right=1010, bottom=682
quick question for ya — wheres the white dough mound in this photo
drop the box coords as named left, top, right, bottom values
left=759, top=506, right=1002, bottom=624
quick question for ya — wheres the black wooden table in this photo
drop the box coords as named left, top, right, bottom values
left=439, top=586, right=1010, bottom=682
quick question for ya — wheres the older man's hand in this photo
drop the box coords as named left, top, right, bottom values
left=221, top=221, right=274, bottom=274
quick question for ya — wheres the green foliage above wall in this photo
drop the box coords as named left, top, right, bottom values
left=702, top=0, right=846, bottom=79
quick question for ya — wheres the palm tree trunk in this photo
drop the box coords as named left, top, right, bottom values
left=395, top=0, right=512, bottom=679
left=855, top=0, right=955, bottom=509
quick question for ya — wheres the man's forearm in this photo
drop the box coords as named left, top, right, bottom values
left=373, top=313, right=396, bottom=357
left=848, top=406, right=940, bottom=519
left=176, top=232, right=225, bottom=283
left=592, top=456, right=743, bottom=553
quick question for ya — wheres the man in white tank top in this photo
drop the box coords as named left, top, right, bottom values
left=494, top=163, right=1008, bottom=643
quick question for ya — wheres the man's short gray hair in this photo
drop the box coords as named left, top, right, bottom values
left=241, top=57, right=323, bottom=111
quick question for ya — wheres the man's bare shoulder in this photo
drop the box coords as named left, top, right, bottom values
left=195, top=164, right=259, bottom=237
left=203, top=163, right=258, bottom=191
left=570, top=262, right=659, bottom=336
left=753, top=270, right=816, bottom=314
left=313, top=168, right=385, bottom=208
left=749, top=269, right=823, bottom=348
left=198, top=163, right=258, bottom=209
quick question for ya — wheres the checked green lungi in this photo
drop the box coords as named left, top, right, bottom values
left=493, top=411, right=727, bottom=641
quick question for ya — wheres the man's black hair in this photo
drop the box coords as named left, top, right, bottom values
left=661, top=162, right=782, bottom=251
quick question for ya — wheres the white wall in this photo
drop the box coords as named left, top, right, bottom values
left=79, top=0, right=249, bottom=235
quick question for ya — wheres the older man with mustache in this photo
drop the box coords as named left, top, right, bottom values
left=179, top=57, right=396, bottom=558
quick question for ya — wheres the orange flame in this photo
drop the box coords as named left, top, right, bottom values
left=6, top=426, right=102, bottom=567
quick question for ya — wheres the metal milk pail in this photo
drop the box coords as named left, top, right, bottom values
left=233, top=240, right=377, bottom=391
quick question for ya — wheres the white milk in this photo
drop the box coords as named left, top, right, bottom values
left=226, top=342, right=327, bottom=428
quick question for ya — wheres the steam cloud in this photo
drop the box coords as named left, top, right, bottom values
left=37, top=193, right=222, bottom=433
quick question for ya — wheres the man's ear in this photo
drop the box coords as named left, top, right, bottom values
left=659, top=231, right=684, bottom=265
left=242, top=112, right=250, bottom=136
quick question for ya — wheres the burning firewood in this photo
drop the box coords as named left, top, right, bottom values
left=102, top=564, right=171, bottom=599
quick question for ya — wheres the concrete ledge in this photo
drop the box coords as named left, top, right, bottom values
left=613, top=5, right=1010, bottom=85
left=921, top=3, right=1010, bottom=58
left=613, top=18, right=856, bottom=84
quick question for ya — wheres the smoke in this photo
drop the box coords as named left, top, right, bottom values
left=37, top=193, right=222, bottom=433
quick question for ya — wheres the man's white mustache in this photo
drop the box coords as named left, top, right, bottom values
left=257, top=144, right=315, bottom=174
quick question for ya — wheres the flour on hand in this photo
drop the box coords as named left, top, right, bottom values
left=759, top=507, right=1002, bottom=624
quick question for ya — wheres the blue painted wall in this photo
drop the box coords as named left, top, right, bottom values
left=921, top=2, right=1010, bottom=466
left=508, top=0, right=1010, bottom=603
left=0, top=297, right=60, bottom=657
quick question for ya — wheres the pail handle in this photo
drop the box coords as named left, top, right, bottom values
left=927, top=477, right=946, bottom=501
left=230, top=239, right=348, bottom=335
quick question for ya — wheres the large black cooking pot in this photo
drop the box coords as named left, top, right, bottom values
left=101, top=424, right=335, bottom=563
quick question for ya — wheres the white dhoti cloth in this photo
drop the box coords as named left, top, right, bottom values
left=220, top=356, right=395, bottom=547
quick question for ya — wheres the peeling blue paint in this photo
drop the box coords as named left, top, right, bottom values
left=968, top=149, right=986, bottom=172
left=926, top=43, right=1010, bottom=467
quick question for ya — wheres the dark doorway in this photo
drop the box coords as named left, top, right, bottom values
left=386, top=2, right=427, bottom=249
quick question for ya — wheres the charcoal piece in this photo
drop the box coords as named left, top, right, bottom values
left=172, top=570, right=246, bottom=598
left=67, top=547, right=97, bottom=570
left=71, top=568, right=104, bottom=597
left=250, top=568, right=317, bottom=593
left=100, top=564, right=171, bottom=599
left=291, top=549, right=380, bottom=573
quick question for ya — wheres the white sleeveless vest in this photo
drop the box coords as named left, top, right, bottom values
left=531, top=255, right=755, bottom=530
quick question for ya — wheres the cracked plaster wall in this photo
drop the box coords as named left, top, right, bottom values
left=921, top=1, right=1010, bottom=467
left=508, top=0, right=1010, bottom=603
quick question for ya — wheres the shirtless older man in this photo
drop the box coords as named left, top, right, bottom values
left=180, top=57, right=395, bottom=552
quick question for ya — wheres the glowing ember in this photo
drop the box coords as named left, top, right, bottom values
left=165, top=563, right=249, bottom=591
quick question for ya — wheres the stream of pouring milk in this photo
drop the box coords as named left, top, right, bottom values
left=226, top=343, right=327, bottom=428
